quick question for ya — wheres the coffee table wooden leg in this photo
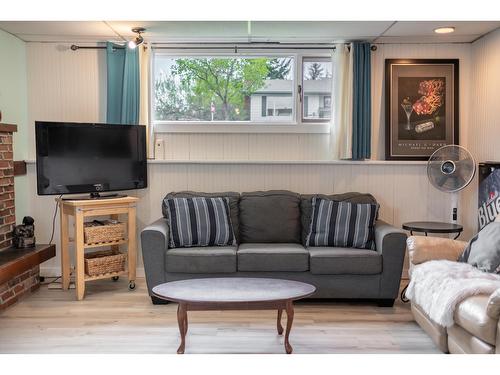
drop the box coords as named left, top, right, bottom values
left=277, top=309, right=284, bottom=335
left=284, top=300, right=294, bottom=354
left=177, top=303, right=187, bottom=354
left=184, top=312, right=188, bottom=335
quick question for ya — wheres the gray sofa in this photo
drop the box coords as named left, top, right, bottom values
left=141, top=190, right=407, bottom=306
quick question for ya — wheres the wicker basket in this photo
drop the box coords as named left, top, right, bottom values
left=84, top=249, right=127, bottom=276
left=84, top=220, right=125, bottom=244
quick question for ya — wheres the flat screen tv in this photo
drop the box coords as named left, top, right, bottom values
left=36, top=121, right=147, bottom=197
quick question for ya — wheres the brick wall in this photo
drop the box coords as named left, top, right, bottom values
left=0, top=130, right=14, bottom=251
left=0, top=265, right=40, bottom=310
left=0, top=124, right=20, bottom=311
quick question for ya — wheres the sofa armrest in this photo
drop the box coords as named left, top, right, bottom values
left=497, top=321, right=500, bottom=354
left=487, top=288, right=500, bottom=320
left=375, top=220, right=407, bottom=299
left=140, top=218, right=169, bottom=295
left=407, top=236, right=467, bottom=266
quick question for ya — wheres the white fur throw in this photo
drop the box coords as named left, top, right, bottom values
left=406, top=260, right=500, bottom=327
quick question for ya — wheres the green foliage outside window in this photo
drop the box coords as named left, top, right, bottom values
left=154, top=57, right=293, bottom=121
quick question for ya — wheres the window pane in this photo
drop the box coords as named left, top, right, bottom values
left=302, top=58, right=332, bottom=121
left=154, top=56, right=294, bottom=123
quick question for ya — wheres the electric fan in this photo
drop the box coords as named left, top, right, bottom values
left=427, top=145, right=476, bottom=223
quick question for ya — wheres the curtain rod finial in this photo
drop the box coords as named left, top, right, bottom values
left=70, top=44, right=78, bottom=51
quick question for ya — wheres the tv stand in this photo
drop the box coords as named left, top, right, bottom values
left=57, top=196, right=138, bottom=300
left=62, top=193, right=127, bottom=201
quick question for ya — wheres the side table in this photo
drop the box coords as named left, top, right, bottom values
left=58, top=196, right=138, bottom=300
left=400, top=221, right=464, bottom=303
left=402, top=221, right=463, bottom=240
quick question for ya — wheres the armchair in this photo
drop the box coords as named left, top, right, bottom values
left=407, top=235, right=500, bottom=354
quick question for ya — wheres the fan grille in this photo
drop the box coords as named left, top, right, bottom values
left=427, top=145, right=476, bottom=193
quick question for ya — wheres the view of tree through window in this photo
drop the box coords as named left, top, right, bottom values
left=302, top=58, right=332, bottom=121
left=154, top=56, right=294, bottom=122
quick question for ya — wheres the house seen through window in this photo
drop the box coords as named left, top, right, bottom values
left=302, top=57, right=332, bottom=121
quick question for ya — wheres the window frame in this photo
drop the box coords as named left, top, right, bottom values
left=151, top=48, right=332, bottom=134
left=301, top=56, right=333, bottom=123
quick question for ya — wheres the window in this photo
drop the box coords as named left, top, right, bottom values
left=301, top=57, right=332, bottom=122
left=152, top=50, right=332, bottom=133
left=153, top=55, right=294, bottom=123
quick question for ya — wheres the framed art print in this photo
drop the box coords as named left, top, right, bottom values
left=385, top=59, right=459, bottom=160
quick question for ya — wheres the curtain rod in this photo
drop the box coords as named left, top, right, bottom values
left=70, top=43, right=377, bottom=52
left=71, top=45, right=121, bottom=50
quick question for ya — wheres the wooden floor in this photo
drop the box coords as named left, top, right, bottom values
left=0, top=278, right=439, bottom=354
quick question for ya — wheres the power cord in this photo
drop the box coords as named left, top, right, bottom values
left=40, top=276, right=61, bottom=285
left=49, top=194, right=63, bottom=245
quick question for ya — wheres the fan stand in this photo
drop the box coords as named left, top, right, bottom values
left=451, top=192, right=459, bottom=224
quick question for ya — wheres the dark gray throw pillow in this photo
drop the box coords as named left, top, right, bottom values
left=300, top=192, right=378, bottom=246
left=459, top=222, right=500, bottom=273
left=163, top=191, right=240, bottom=243
left=306, top=198, right=379, bottom=249
left=164, top=197, right=236, bottom=249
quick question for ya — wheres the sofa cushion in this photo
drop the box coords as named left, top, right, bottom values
left=300, top=192, right=378, bottom=246
left=165, top=246, right=237, bottom=273
left=454, top=295, right=498, bottom=346
left=237, top=243, right=309, bottom=272
left=307, top=247, right=382, bottom=275
left=239, top=190, right=301, bottom=243
left=306, top=198, right=379, bottom=249
left=163, top=191, right=241, bottom=243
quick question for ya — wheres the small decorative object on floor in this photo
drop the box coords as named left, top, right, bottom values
left=12, top=216, right=36, bottom=249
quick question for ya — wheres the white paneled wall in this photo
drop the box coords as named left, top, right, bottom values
left=24, top=41, right=473, bottom=276
left=461, top=29, right=500, bottom=239
left=371, top=43, right=472, bottom=159
left=158, top=133, right=332, bottom=161
left=26, top=43, right=107, bottom=155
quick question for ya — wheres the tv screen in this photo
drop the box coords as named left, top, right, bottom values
left=36, top=121, right=147, bottom=196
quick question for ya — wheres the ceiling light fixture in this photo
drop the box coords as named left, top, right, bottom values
left=434, top=27, right=455, bottom=34
left=128, top=27, right=146, bottom=49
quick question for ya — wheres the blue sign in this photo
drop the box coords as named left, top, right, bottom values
left=478, top=169, right=500, bottom=229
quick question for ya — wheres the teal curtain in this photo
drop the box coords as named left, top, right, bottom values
left=352, top=42, right=371, bottom=160
left=106, top=42, right=139, bottom=124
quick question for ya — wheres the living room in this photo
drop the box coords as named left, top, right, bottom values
left=1, top=0, right=500, bottom=373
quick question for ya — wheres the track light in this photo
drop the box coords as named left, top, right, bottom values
left=128, top=27, right=145, bottom=49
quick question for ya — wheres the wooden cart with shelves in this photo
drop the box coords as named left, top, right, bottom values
left=58, top=196, right=138, bottom=300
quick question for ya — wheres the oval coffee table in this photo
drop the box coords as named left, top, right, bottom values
left=152, top=277, right=316, bottom=354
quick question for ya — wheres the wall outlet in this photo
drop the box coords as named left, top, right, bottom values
left=154, top=138, right=165, bottom=160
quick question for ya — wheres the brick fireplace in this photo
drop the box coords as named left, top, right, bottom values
left=0, top=123, right=16, bottom=251
left=0, top=123, right=55, bottom=310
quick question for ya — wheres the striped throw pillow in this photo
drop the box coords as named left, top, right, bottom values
left=164, top=197, right=236, bottom=248
left=306, top=197, right=379, bottom=249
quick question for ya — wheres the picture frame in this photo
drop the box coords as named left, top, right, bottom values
left=385, top=59, right=459, bottom=160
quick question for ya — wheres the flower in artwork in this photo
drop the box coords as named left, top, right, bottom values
left=412, top=79, right=445, bottom=115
